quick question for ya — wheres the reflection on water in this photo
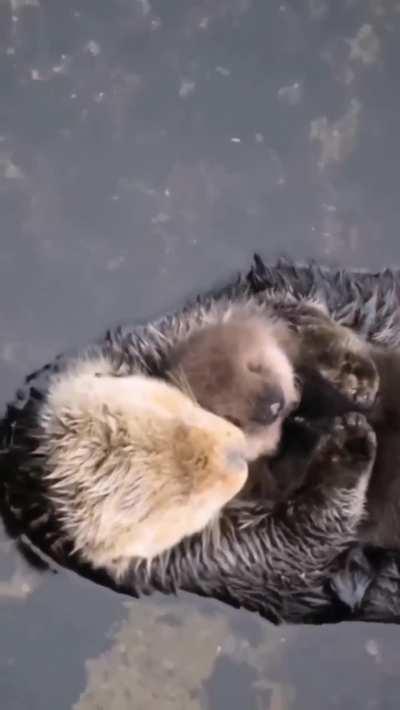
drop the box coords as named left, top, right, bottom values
left=2, top=0, right=400, bottom=708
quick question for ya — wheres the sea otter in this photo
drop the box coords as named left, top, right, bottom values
left=34, top=308, right=379, bottom=578
left=1, top=256, right=400, bottom=625
left=1, top=301, right=369, bottom=573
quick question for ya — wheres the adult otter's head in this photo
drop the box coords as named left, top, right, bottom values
left=37, top=365, right=249, bottom=578
left=168, top=314, right=300, bottom=461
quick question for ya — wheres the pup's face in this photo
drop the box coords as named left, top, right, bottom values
left=169, top=317, right=300, bottom=460
left=226, top=337, right=299, bottom=460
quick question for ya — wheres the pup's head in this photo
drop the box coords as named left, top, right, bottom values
left=168, top=315, right=299, bottom=460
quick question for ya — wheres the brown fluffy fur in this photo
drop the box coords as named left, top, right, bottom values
left=37, top=359, right=249, bottom=576
left=167, top=315, right=300, bottom=463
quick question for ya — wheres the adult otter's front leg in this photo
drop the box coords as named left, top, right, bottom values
left=123, top=413, right=376, bottom=624
left=296, top=323, right=379, bottom=411
left=276, top=303, right=379, bottom=415
left=277, top=413, right=376, bottom=552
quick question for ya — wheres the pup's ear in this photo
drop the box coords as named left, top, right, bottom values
left=271, top=320, right=300, bottom=361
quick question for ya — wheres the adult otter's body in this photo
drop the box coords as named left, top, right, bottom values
left=345, top=346, right=400, bottom=549
left=2, top=256, right=400, bottom=625
left=263, top=320, right=400, bottom=551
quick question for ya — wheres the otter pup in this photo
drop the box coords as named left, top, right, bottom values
left=167, top=315, right=300, bottom=463
left=36, top=361, right=250, bottom=576
left=167, top=311, right=379, bottom=500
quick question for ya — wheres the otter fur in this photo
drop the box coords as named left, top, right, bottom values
left=260, top=317, right=400, bottom=551
left=2, top=257, right=400, bottom=625
left=167, top=309, right=379, bottom=501
left=36, top=359, right=250, bottom=574
left=167, top=314, right=299, bottom=463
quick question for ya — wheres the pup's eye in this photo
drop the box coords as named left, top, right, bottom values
left=251, top=388, right=285, bottom=425
left=247, top=362, right=263, bottom=375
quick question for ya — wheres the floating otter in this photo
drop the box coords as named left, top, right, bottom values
left=2, top=256, right=400, bottom=625
left=30, top=311, right=308, bottom=574
left=26, top=308, right=369, bottom=576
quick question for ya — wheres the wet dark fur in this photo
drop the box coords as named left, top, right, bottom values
left=263, top=335, right=400, bottom=551
left=357, top=347, right=400, bottom=548
left=2, top=256, right=400, bottom=624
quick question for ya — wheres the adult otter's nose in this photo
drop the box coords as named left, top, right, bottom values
left=225, top=449, right=248, bottom=471
left=253, top=386, right=285, bottom=425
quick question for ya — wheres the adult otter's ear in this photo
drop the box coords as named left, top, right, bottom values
left=269, top=320, right=300, bottom=363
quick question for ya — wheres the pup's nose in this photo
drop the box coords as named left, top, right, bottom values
left=270, top=401, right=282, bottom=417
left=253, top=386, right=285, bottom=425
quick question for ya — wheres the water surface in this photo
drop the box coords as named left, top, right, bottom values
left=1, top=1, right=400, bottom=707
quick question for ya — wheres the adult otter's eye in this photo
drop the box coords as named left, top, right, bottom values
left=226, top=415, right=242, bottom=428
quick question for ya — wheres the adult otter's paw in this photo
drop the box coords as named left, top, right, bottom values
left=311, top=413, right=377, bottom=487
left=297, top=325, right=379, bottom=411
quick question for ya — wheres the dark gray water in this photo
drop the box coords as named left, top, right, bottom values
left=1, top=1, right=400, bottom=708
